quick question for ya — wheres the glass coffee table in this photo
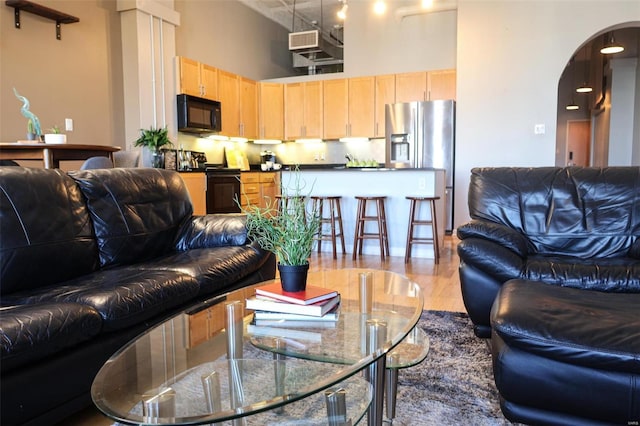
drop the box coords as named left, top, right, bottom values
left=91, top=269, right=424, bottom=425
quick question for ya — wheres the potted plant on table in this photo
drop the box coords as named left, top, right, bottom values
left=133, top=126, right=173, bottom=168
left=44, top=125, right=67, bottom=144
left=240, top=170, right=320, bottom=292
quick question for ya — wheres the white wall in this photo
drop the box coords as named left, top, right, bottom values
left=455, top=1, right=640, bottom=227
left=608, top=58, right=638, bottom=165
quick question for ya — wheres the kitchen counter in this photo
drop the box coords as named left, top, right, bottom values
left=282, top=168, right=447, bottom=259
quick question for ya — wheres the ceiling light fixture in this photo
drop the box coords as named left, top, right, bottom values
left=566, top=56, right=580, bottom=111
left=373, top=0, right=386, bottom=15
left=600, top=32, right=624, bottom=55
left=576, top=46, right=593, bottom=93
left=337, top=1, right=348, bottom=20
left=421, top=0, right=434, bottom=8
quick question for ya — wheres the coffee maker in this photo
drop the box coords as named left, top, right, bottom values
left=260, top=151, right=276, bottom=171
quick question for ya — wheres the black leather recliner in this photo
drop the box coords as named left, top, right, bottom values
left=0, top=167, right=275, bottom=425
left=457, top=167, right=640, bottom=337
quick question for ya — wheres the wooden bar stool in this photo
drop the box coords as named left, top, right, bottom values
left=311, top=196, right=346, bottom=259
left=353, top=196, right=390, bottom=260
left=405, top=196, right=440, bottom=264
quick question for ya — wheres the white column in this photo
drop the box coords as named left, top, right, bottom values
left=118, top=0, right=179, bottom=163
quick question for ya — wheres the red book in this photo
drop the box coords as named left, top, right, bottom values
left=255, top=282, right=339, bottom=305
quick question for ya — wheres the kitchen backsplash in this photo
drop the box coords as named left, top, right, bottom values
left=177, top=133, right=386, bottom=167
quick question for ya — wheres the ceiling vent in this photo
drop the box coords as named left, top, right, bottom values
left=289, top=29, right=343, bottom=62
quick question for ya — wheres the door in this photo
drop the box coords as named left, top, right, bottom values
left=566, top=119, right=591, bottom=166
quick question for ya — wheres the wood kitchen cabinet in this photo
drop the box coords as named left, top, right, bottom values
left=348, top=76, right=375, bottom=138
left=395, top=71, right=428, bottom=102
left=285, top=81, right=323, bottom=140
left=240, top=172, right=281, bottom=209
left=323, top=79, right=348, bottom=140
left=218, top=71, right=258, bottom=139
left=323, top=77, right=374, bottom=139
left=177, top=57, right=218, bottom=101
left=218, top=70, right=241, bottom=137
left=186, top=288, right=249, bottom=348
left=428, top=69, right=457, bottom=100
left=180, top=172, right=206, bottom=215
left=258, top=82, right=284, bottom=140
left=240, top=77, right=258, bottom=140
left=375, top=74, right=395, bottom=137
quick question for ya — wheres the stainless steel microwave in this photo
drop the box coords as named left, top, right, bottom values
left=177, top=94, right=221, bottom=134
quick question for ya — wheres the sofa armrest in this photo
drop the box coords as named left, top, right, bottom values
left=175, top=214, right=247, bottom=251
left=457, top=219, right=531, bottom=258
left=457, top=238, right=526, bottom=283
left=629, top=238, right=640, bottom=259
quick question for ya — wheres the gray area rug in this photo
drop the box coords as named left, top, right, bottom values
left=391, top=310, right=513, bottom=425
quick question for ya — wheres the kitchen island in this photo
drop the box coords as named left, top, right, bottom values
left=282, top=167, right=446, bottom=259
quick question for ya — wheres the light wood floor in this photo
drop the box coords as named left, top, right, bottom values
left=60, top=235, right=464, bottom=425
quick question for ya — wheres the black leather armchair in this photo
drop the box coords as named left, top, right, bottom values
left=457, top=167, right=640, bottom=337
left=0, top=167, right=275, bottom=425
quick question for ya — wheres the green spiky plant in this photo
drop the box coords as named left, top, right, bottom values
left=133, top=126, right=173, bottom=151
left=239, top=169, right=320, bottom=266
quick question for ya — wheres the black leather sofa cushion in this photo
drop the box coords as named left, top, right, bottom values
left=69, top=169, right=193, bottom=267
left=0, top=303, right=102, bottom=372
left=140, top=244, right=271, bottom=296
left=492, top=280, right=640, bottom=372
left=2, top=268, right=199, bottom=332
left=491, top=280, right=640, bottom=424
left=0, top=168, right=99, bottom=294
left=175, top=214, right=248, bottom=250
left=466, top=167, right=640, bottom=258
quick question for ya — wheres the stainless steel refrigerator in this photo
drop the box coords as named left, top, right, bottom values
left=385, top=100, right=456, bottom=232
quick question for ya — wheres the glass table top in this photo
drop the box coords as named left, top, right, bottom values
left=91, top=269, right=423, bottom=425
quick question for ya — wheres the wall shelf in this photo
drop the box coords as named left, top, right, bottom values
left=5, top=0, right=79, bottom=40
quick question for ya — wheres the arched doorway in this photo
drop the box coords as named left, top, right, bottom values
left=555, top=25, right=640, bottom=167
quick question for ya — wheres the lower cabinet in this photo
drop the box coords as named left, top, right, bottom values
left=180, top=173, right=206, bottom=215
left=240, top=171, right=281, bottom=209
left=186, top=288, right=250, bottom=348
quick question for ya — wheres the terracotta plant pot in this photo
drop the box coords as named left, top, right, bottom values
left=277, top=263, right=309, bottom=292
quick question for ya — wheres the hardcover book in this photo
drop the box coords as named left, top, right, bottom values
left=246, top=294, right=340, bottom=317
left=253, top=304, right=340, bottom=322
left=247, top=324, right=322, bottom=342
left=255, top=282, right=339, bottom=305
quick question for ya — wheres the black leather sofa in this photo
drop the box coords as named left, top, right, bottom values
left=457, top=166, right=640, bottom=337
left=0, top=167, right=275, bottom=425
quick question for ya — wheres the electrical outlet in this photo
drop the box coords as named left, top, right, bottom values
left=534, top=124, right=545, bottom=135
left=65, top=118, right=73, bottom=132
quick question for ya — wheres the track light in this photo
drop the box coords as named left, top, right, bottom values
left=576, top=84, right=593, bottom=93
left=337, top=1, right=348, bottom=20
left=600, top=32, right=624, bottom=55
left=565, top=103, right=579, bottom=111
left=373, top=0, right=386, bottom=15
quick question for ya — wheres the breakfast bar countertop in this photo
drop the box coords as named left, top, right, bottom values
left=282, top=163, right=446, bottom=172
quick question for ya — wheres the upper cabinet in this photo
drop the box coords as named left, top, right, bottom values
left=395, top=70, right=457, bottom=103
left=395, top=71, right=427, bottom=103
left=427, top=70, right=456, bottom=100
left=218, top=70, right=240, bottom=137
left=285, top=81, right=323, bottom=140
left=177, top=57, right=218, bottom=101
left=374, top=74, right=396, bottom=138
left=258, top=82, right=284, bottom=140
left=218, top=71, right=258, bottom=139
left=323, top=77, right=375, bottom=140
left=322, top=79, right=348, bottom=140
left=240, top=77, right=258, bottom=140
left=348, top=77, right=375, bottom=138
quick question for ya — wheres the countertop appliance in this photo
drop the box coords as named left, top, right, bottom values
left=177, top=94, right=222, bottom=134
left=385, top=100, right=456, bottom=232
left=205, top=166, right=241, bottom=214
left=260, top=150, right=277, bottom=170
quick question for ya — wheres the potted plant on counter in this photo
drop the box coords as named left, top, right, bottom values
left=134, top=126, right=173, bottom=168
left=240, top=170, right=320, bottom=292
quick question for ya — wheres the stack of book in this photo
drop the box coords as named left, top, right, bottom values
left=246, top=282, right=340, bottom=342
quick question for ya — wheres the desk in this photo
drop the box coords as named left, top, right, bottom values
left=0, top=143, right=120, bottom=169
